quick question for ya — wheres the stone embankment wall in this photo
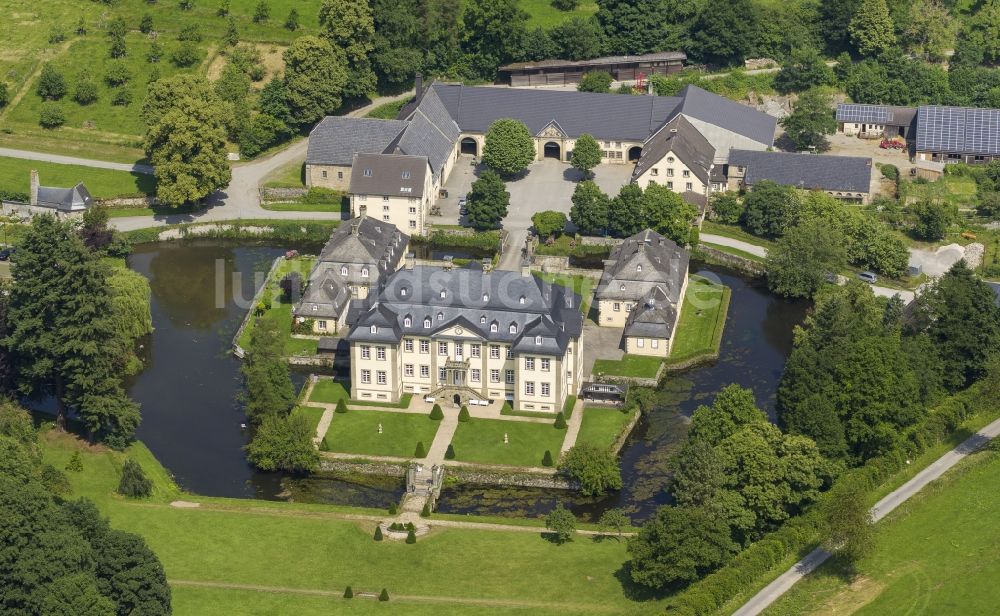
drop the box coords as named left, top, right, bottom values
left=695, top=245, right=766, bottom=276
left=319, top=459, right=408, bottom=477
left=446, top=466, right=578, bottom=490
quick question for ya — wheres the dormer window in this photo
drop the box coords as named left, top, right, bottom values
left=423, top=318, right=431, bottom=328
left=401, top=288, right=407, bottom=297
left=535, top=335, right=542, bottom=345
left=519, top=296, right=525, bottom=305
left=509, top=323, right=517, bottom=334
left=480, top=316, right=487, bottom=324
left=402, top=171, right=411, bottom=179
left=361, top=267, right=369, bottom=278
left=483, top=293, right=489, bottom=302
left=490, top=322, right=498, bottom=333
left=404, top=316, right=411, bottom=327
left=437, top=312, right=443, bottom=321
left=363, top=168, right=373, bottom=177
left=370, top=325, right=377, bottom=334
left=620, top=284, right=626, bottom=291
left=440, top=290, right=446, bottom=299
left=340, top=265, right=348, bottom=275
left=637, top=264, right=642, bottom=273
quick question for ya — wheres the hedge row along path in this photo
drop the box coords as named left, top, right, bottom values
left=732, top=414, right=1000, bottom=616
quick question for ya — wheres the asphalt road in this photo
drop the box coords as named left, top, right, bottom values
left=731, top=414, right=1000, bottom=616
left=0, top=147, right=154, bottom=175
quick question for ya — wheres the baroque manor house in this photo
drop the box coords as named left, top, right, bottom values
left=346, top=264, right=584, bottom=412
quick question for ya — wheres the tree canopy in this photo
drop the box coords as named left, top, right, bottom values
left=766, top=217, right=847, bottom=298
left=570, top=134, right=602, bottom=176
left=570, top=180, right=610, bottom=235
left=781, top=88, right=837, bottom=152
left=282, top=36, right=349, bottom=126
left=482, top=119, right=536, bottom=176
left=466, top=170, right=510, bottom=230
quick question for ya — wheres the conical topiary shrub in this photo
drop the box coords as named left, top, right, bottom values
left=335, top=399, right=348, bottom=414
left=458, top=406, right=470, bottom=422
left=542, top=450, right=554, bottom=467
left=388, top=503, right=397, bottom=515
left=405, top=529, right=416, bottom=544
left=445, top=443, right=456, bottom=459
left=414, top=441, right=426, bottom=458
left=430, top=404, right=443, bottom=420
left=554, top=412, right=567, bottom=429
left=421, top=502, right=431, bottom=517
left=379, top=588, right=390, bottom=601
left=344, top=585, right=354, bottom=598
left=374, top=526, right=383, bottom=541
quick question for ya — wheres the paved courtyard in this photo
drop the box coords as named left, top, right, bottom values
left=581, top=322, right=626, bottom=379
left=435, top=155, right=633, bottom=270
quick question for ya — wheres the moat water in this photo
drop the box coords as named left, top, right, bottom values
left=113, top=241, right=806, bottom=519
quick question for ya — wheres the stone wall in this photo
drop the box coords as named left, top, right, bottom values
left=261, top=187, right=308, bottom=203
left=695, top=245, right=766, bottom=277
left=579, top=236, right=624, bottom=247
left=319, top=458, right=408, bottom=477
left=446, top=466, right=578, bottom=490
left=610, top=409, right=642, bottom=456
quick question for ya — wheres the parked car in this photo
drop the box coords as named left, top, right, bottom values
left=857, top=271, right=878, bottom=284
left=0, top=248, right=16, bottom=261
left=458, top=195, right=468, bottom=215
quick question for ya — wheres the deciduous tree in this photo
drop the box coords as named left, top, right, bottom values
left=775, top=47, right=835, bottom=94
left=282, top=36, right=348, bottom=126
left=558, top=443, right=622, bottom=496
left=570, top=134, right=601, bottom=177
left=608, top=184, right=644, bottom=238
left=740, top=180, right=798, bottom=238
left=781, top=88, right=837, bottom=152
left=241, top=316, right=295, bottom=420
left=545, top=502, right=576, bottom=543
left=246, top=412, right=319, bottom=472
left=577, top=71, right=613, bottom=93
left=482, top=119, right=535, bottom=176
left=766, top=217, right=847, bottom=298
left=627, top=505, right=737, bottom=588
left=639, top=184, right=696, bottom=245
left=531, top=211, right=567, bottom=239
left=849, top=0, right=896, bottom=57
left=318, top=0, right=377, bottom=97
left=466, top=171, right=509, bottom=230
left=570, top=180, right=610, bottom=235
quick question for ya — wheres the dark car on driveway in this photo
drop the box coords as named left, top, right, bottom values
left=0, top=248, right=16, bottom=261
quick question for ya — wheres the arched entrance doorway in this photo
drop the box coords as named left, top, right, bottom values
left=453, top=393, right=461, bottom=405
left=628, top=146, right=642, bottom=162
left=543, top=141, right=562, bottom=160
left=460, top=137, right=478, bottom=156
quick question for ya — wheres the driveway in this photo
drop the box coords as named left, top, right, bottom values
left=442, top=158, right=633, bottom=270
left=908, top=243, right=967, bottom=277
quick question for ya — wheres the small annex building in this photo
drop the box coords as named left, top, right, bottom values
left=727, top=150, right=874, bottom=203
left=293, top=215, right=408, bottom=335
left=497, top=51, right=686, bottom=87
left=594, top=229, right=690, bottom=357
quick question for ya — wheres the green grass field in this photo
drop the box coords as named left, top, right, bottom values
left=0, top=155, right=155, bottom=198
left=0, top=0, right=325, bottom=160
left=261, top=158, right=306, bottom=189
left=518, top=0, right=598, bottom=27
left=449, top=417, right=565, bottom=467
left=40, top=430, right=660, bottom=615
left=576, top=406, right=636, bottom=451
left=701, top=221, right=777, bottom=251
left=765, top=449, right=1000, bottom=616
left=308, top=379, right=414, bottom=409
left=322, top=409, right=441, bottom=458
left=668, top=275, right=730, bottom=362
left=237, top=256, right=318, bottom=356
left=592, top=354, right=662, bottom=378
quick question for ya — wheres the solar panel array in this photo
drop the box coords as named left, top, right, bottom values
left=836, top=104, right=890, bottom=124
left=917, top=106, right=1000, bottom=155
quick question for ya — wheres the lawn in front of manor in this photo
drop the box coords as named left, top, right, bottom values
left=448, top=417, right=566, bottom=468
left=237, top=255, right=318, bottom=356
left=40, top=429, right=660, bottom=615
left=576, top=406, right=637, bottom=451
left=321, top=408, right=440, bottom=458
left=592, top=354, right=662, bottom=378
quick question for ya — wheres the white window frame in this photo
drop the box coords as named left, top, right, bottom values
left=525, top=381, right=535, bottom=395
left=361, top=345, right=371, bottom=359
left=525, top=357, right=535, bottom=371
left=420, top=365, right=430, bottom=378
left=361, top=369, right=371, bottom=383
left=541, top=382, right=550, bottom=397
left=376, top=346, right=386, bottom=361
left=376, top=370, right=387, bottom=385
left=471, top=368, right=481, bottom=382
left=506, top=370, right=515, bottom=384
left=541, top=358, right=550, bottom=371
left=404, top=364, right=414, bottom=377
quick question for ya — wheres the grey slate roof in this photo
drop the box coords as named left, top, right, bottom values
left=595, top=229, right=690, bottom=304
left=429, top=81, right=683, bottom=141
left=916, top=105, right=1000, bottom=155
left=673, top=85, right=777, bottom=147
left=306, top=117, right=408, bottom=165
left=347, top=265, right=583, bottom=354
left=294, top=216, right=408, bottom=320
left=728, top=150, right=873, bottom=193
left=499, top=51, right=686, bottom=72
left=37, top=183, right=92, bottom=211
left=632, top=114, right=715, bottom=183
left=625, top=286, right=679, bottom=339
left=296, top=263, right=352, bottom=319
left=396, top=89, right=459, bottom=180
left=348, top=153, right=429, bottom=198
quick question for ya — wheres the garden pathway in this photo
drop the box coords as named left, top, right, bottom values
left=732, top=413, right=1000, bottom=616
left=560, top=398, right=585, bottom=454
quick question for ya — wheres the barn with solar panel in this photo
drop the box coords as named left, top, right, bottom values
left=914, top=106, right=1000, bottom=165
left=836, top=104, right=917, bottom=139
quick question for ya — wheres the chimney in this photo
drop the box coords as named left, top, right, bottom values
left=358, top=204, right=367, bottom=219
left=481, top=258, right=492, bottom=273
left=30, top=170, right=39, bottom=206
left=414, top=72, right=424, bottom=105
left=351, top=220, right=360, bottom=236
left=405, top=252, right=414, bottom=270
